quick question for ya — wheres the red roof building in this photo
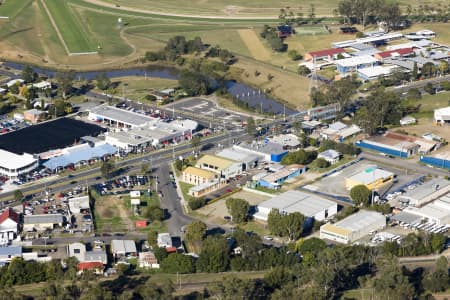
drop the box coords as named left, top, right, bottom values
left=0, top=208, right=19, bottom=236
left=374, top=48, right=414, bottom=61
left=77, top=261, right=104, bottom=275
left=305, top=48, right=346, bottom=61
left=165, top=246, right=177, bottom=254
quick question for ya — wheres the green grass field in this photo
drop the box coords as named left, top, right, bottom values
left=0, top=0, right=33, bottom=18
left=45, top=0, right=96, bottom=53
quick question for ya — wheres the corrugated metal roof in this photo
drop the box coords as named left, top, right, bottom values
left=320, top=223, right=351, bottom=236
left=183, top=167, right=216, bottom=179
left=197, top=154, right=236, bottom=170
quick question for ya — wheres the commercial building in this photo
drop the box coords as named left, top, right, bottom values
left=234, top=141, right=288, bottom=163
left=398, top=178, right=450, bottom=207
left=356, top=132, right=438, bottom=158
left=254, top=190, right=338, bottom=222
left=23, top=214, right=64, bottom=232
left=420, top=152, right=450, bottom=170
left=257, top=164, right=306, bottom=189
left=401, top=194, right=450, bottom=225
left=321, top=122, right=361, bottom=141
left=42, top=141, right=117, bottom=171
left=320, top=210, right=386, bottom=244
left=318, top=149, right=341, bottom=164
left=67, top=242, right=86, bottom=263
left=105, top=119, right=197, bottom=151
left=268, top=134, right=301, bottom=150
left=335, top=55, right=378, bottom=75
left=0, top=149, right=38, bottom=178
left=332, top=32, right=403, bottom=48
left=196, top=154, right=241, bottom=179
left=434, top=107, right=450, bottom=125
left=182, top=167, right=217, bottom=185
left=23, top=109, right=47, bottom=124
left=111, top=240, right=137, bottom=259
left=88, top=105, right=156, bottom=128
left=216, top=148, right=262, bottom=170
left=345, top=165, right=394, bottom=190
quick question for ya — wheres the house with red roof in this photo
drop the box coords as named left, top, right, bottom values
left=0, top=208, right=19, bottom=240
left=374, top=48, right=414, bottom=62
left=304, top=48, right=346, bottom=62
left=77, top=261, right=104, bottom=275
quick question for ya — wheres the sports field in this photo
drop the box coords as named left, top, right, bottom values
left=0, top=0, right=33, bottom=18
left=238, top=29, right=271, bottom=61
left=44, top=0, right=96, bottom=54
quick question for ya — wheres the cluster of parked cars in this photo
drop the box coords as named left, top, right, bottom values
left=93, top=175, right=150, bottom=196
left=0, top=117, right=29, bottom=134
left=13, top=168, right=53, bottom=185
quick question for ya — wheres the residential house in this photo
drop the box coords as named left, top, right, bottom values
left=139, top=251, right=160, bottom=269
left=157, top=233, right=172, bottom=248
left=110, top=240, right=137, bottom=260
left=0, top=208, right=19, bottom=240
left=318, top=149, right=341, bottom=164
left=77, top=261, right=104, bottom=275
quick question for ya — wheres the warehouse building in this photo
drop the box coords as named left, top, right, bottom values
left=420, top=152, right=450, bottom=170
left=88, top=105, right=155, bottom=128
left=398, top=178, right=450, bottom=207
left=345, top=165, right=394, bottom=190
left=196, top=154, right=241, bottom=179
left=357, top=65, right=399, bottom=81
left=216, top=148, right=263, bottom=170
left=320, top=210, right=386, bottom=244
left=400, top=194, right=450, bottom=225
left=253, top=190, right=338, bottom=222
left=434, top=107, right=450, bottom=125
left=234, top=141, right=288, bottom=163
left=257, top=164, right=306, bottom=189
left=23, top=214, right=64, bottom=232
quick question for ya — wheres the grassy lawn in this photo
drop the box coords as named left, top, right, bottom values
left=403, top=91, right=450, bottom=118
left=308, top=155, right=355, bottom=173
left=100, top=0, right=441, bottom=17
left=317, top=66, right=337, bottom=80
left=107, top=76, right=178, bottom=101
left=238, top=221, right=270, bottom=237
left=45, top=0, right=96, bottom=53
left=179, top=182, right=194, bottom=201
left=0, top=0, right=33, bottom=18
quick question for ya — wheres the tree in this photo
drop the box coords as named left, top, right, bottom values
left=161, top=253, right=195, bottom=274
left=13, top=189, right=24, bottom=202
left=22, top=65, right=37, bottom=83
left=100, top=160, right=115, bottom=179
left=196, top=235, right=230, bottom=273
left=423, top=256, right=449, bottom=293
left=297, top=237, right=327, bottom=255
left=424, top=82, right=435, bottom=95
left=412, top=62, right=418, bottom=80
left=406, top=88, right=421, bottom=100
left=350, top=184, right=371, bottom=206
left=283, top=212, right=305, bottom=241
left=190, top=136, right=201, bottom=151
left=185, top=220, right=207, bottom=244
left=288, top=50, right=302, bottom=61
left=281, top=149, right=317, bottom=165
left=208, top=275, right=263, bottom=300
left=95, top=73, right=111, bottom=91
left=372, top=261, right=415, bottom=299
left=246, top=117, right=256, bottom=136
left=146, top=205, right=165, bottom=221
left=268, top=208, right=285, bottom=237
left=431, top=233, right=446, bottom=253
left=439, top=60, right=449, bottom=75
left=56, top=71, right=75, bottom=99
left=179, top=69, right=212, bottom=96
left=314, top=158, right=330, bottom=168
left=297, top=65, right=311, bottom=76
left=141, top=162, right=151, bottom=175
left=421, top=62, right=437, bottom=78
left=147, top=230, right=158, bottom=248
left=8, top=82, right=19, bottom=94
left=225, top=198, right=249, bottom=223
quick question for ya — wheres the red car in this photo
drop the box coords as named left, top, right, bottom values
left=225, top=189, right=233, bottom=193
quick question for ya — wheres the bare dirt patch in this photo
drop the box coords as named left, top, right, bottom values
left=238, top=29, right=271, bottom=61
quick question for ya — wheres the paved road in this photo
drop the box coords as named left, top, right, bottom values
left=360, top=152, right=449, bottom=177
left=387, top=74, right=450, bottom=94
left=156, top=164, right=193, bottom=236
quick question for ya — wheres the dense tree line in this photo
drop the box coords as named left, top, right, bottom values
left=319, top=139, right=361, bottom=156
left=268, top=209, right=305, bottom=241
left=260, top=25, right=287, bottom=52
left=310, top=77, right=359, bottom=111
left=337, top=0, right=403, bottom=30
left=281, top=149, right=317, bottom=165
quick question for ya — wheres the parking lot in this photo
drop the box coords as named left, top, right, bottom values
left=166, top=98, right=246, bottom=126
left=92, top=175, right=150, bottom=196
left=305, top=159, right=423, bottom=200
left=0, top=116, right=30, bottom=135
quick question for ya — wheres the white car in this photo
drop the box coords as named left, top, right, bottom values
left=263, top=236, right=273, bottom=241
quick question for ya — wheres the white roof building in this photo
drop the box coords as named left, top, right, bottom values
left=0, top=149, right=39, bottom=179
left=403, top=194, right=450, bottom=225
left=318, top=149, right=341, bottom=164
left=254, top=190, right=338, bottom=222
left=6, top=79, right=24, bottom=88
left=157, top=233, right=173, bottom=248
left=320, top=210, right=386, bottom=244
left=68, top=196, right=90, bottom=213
left=357, top=65, right=398, bottom=81
left=216, top=148, right=262, bottom=170
left=268, top=134, right=301, bottom=148
left=434, top=107, right=450, bottom=125
left=399, top=178, right=450, bottom=207
left=110, top=240, right=137, bottom=257
left=336, top=55, right=378, bottom=68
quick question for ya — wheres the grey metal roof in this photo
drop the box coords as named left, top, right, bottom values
left=334, top=210, right=385, bottom=232
left=399, top=179, right=450, bottom=202
left=111, top=240, right=136, bottom=254
left=24, top=214, right=63, bottom=224
left=391, top=212, right=422, bottom=224
left=258, top=190, right=336, bottom=217
left=0, top=246, right=22, bottom=256
left=89, top=105, right=156, bottom=127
